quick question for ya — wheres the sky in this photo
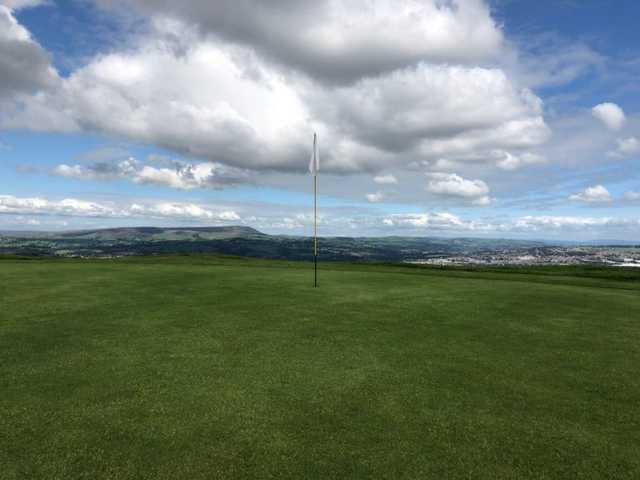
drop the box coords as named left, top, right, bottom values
left=0, top=0, right=639, bottom=240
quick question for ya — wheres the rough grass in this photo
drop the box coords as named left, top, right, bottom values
left=1, top=256, right=639, bottom=479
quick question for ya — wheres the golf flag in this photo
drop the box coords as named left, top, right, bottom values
left=309, top=133, right=319, bottom=175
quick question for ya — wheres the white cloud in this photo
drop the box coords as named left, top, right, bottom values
left=53, top=159, right=137, bottom=182
left=425, top=172, right=491, bottom=205
left=0, top=194, right=119, bottom=217
left=569, top=185, right=613, bottom=203
left=383, top=212, right=466, bottom=229
left=1, top=5, right=548, bottom=176
left=494, top=151, right=547, bottom=170
left=2, top=29, right=311, bottom=170
left=0, top=194, right=240, bottom=221
left=471, top=196, right=492, bottom=206
left=382, top=212, right=640, bottom=237
left=513, top=216, right=625, bottom=231
left=134, top=163, right=249, bottom=190
left=310, top=64, right=549, bottom=166
left=52, top=157, right=251, bottom=190
left=623, top=191, right=640, bottom=202
left=592, top=103, right=626, bottom=131
left=430, top=148, right=547, bottom=171
left=97, top=0, right=504, bottom=85
left=365, top=192, right=384, bottom=203
left=1, top=0, right=47, bottom=10
left=373, top=174, right=397, bottom=185
left=610, top=137, right=640, bottom=157
left=53, top=164, right=88, bottom=178
left=0, top=6, right=58, bottom=98
left=130, top=203, right=240, bottom=221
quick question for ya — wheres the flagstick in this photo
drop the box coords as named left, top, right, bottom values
left=314, top=166, right=318, bottom=288
left=310, top=132, right=318, bottom=288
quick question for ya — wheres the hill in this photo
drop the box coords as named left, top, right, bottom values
left=0, top=226, right=546, bottom=260
left=57, top=225, right=265, bottom=241
left=1, top=256, right=639, bottom=478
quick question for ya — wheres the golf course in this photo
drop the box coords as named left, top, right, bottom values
left=2, top=255, right=639, bottom=479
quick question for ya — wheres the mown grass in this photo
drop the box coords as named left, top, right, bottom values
left=1, top=256, right=639, bottom=479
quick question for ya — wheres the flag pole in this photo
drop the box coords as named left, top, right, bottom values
left=313, top=133, right=318, bottom=288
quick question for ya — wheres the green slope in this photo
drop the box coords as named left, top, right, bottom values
left=1, top=257, right=639, bottom=479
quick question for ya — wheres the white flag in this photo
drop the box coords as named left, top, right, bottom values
left=309, top=133, right=319, bottom=175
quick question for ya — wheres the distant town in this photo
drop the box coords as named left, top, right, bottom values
left=409, top=246, right=640, bottom=268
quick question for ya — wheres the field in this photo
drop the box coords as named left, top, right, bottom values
left=2, top=256, right=640, bottom=479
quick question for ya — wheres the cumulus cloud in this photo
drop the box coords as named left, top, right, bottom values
left=0, top=3, right=548, bottom=176
left=623, top=191, right=640, bottom=202
left=0, top=6, right=58, bottom=98
left=569, top=185, right=613, bottom=203
left=52, top=157, right=251, bottom=189
left=373, top=174, right=397, bottom=185
left=592, top=103, right=626, bottom=131
left=0, top=194, right=240, bottom=221
left=53, top=158, right=138, bottom=182
left=3, top=34, right=312, bottom=168
left=130, top=202, right=240, bottom=221
left=383, top=212, right=466, bottom=229
left=96, top=0, right=503, bottom=85
left=512, top=215, right=632, bottom=231
left=610, top=137, right=640, bottom=157
left=134, top=164, right=249, bottom=190
left=382, top=212, right=640, bottom=237
left=493, top=151, right=546, bottom=170
left=425, top=173, right=491, bottom=205
left=0, top=194, right=120, bottom=217
left=1, top=0, right=47, bottom=10
left=471, top=196, right=492, bottom=206
left=408, top=148, right=546, bottom=173
left=365, top=192, right=384, bottom=203
left=310, top=64, right=548, bottom=158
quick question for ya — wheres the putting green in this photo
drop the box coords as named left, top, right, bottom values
left=2, top=256, right=639, bottom=479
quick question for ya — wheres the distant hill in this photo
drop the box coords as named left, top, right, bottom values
left=56, top=226, right=265, bottom=241
left=0, top=226, right=550, bottom=261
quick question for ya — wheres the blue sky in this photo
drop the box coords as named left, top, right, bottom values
left=1, top=0, right=639, bottom=239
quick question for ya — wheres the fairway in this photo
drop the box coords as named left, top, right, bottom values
left=2, top=257, right=640, bottom=479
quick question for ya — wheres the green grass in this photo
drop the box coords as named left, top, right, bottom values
left=1, top=256, right=639, bottom=479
